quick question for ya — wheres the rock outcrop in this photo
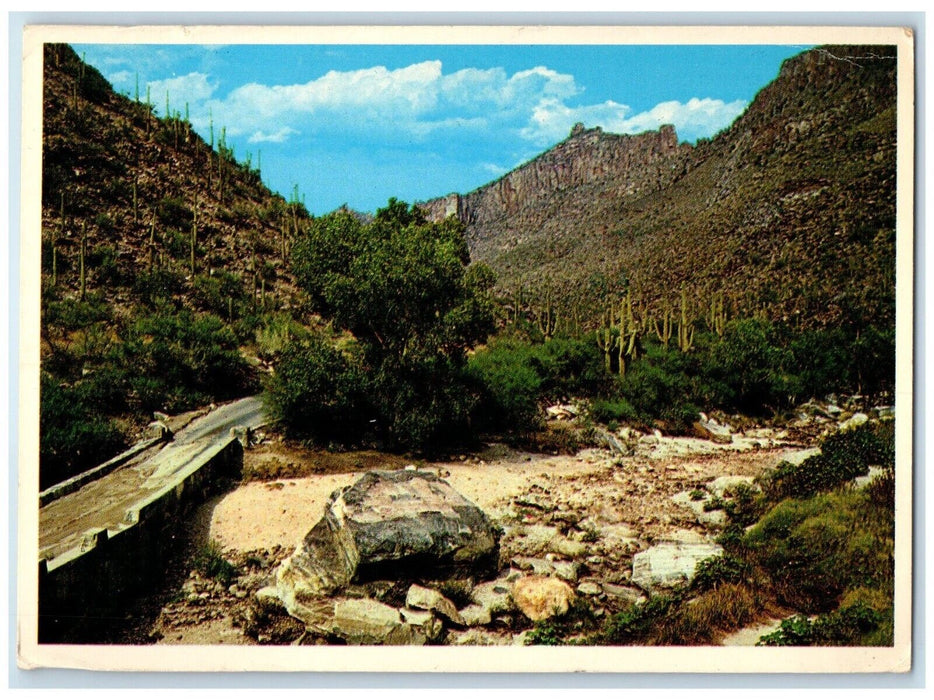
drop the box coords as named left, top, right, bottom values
left=421, top=123, right=692, bottom=265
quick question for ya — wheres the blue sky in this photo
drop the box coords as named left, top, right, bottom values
left=73, top=43, right=811, bottom=214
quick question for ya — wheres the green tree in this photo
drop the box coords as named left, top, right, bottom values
left=282, top=199, right=496, bottom=451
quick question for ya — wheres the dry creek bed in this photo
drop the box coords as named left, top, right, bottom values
left=113, top=427, right=810, bottom=647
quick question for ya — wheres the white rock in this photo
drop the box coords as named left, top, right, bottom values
left=839, top=412, right=869, bottom=431
left=707, top=475, right=759, bottom=499
left=630, top=543, right=724, bottom=594
left=577, top=581, right=602, bottom=596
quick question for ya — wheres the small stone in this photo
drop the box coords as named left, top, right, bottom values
left=512, top=576, right=575, bottom=622
left=459, top=604, right=492, bottom=627
left=577, top=581, right=602, bottom=596
left=839, top=412, right=869, bottom=431
left=553, top=561, right=581, bottom=583
left=405, top=584, right=465, bottom=625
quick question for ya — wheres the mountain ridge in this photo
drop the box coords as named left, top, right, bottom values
left=420, top=45, right=897, bottom=331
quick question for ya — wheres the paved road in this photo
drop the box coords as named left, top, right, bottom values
left=39, top=396, right=268, bottom=561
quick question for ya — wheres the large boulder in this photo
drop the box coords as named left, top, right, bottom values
left=275, top=470, right=501, bottom=622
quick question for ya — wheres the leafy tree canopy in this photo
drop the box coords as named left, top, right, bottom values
left=279, top=198, right=497, bottom=451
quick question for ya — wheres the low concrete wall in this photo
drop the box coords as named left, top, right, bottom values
left=38, top=435, right=168, bottom=507
left=38, top=436, right=243, bottom=643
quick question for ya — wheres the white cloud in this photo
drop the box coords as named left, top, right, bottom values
left=248, top=127, right=299, bottom=144
left=201, top=61, right=582, bottom=144
left=520, top=96, right=748, bottom=145
left=146, top=72, right=217, bottom=117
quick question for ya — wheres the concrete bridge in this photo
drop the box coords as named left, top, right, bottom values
left=37, top=396, right=268, bottom=642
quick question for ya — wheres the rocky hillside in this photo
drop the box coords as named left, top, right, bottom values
left=41, top=43, right=306, bottom=319
left=421, top=45, right=898, bottom=331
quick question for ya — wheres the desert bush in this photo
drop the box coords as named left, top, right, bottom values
left=194, top=540, right=238, bottom=587
left=654, top=583, right=761, bottom=645
left=589, top=397, right=638, bottom=425
left=691, top=555, right=752, bottom=592
left=758, top=601, right=885, bottom=646
left=743, top=488, right=894, bottom=613
left=40, top=372, right=127, bottom=488
left=119, top=309, right=257, bottom=412
left=767, top=422, right=894, bottom=500
left=264, top=334, right=369, bottom=445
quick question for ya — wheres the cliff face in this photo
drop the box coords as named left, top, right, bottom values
left=421, top=45, right=898, bottom=330
left=422, top=123, right=693, bottom=263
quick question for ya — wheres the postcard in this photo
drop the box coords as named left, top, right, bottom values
left=16, top=23, right=914, bottom=673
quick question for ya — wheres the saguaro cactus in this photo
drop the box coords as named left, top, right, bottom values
left=536, top=292, right=559, bottom=340
left=651, top=300, right=674, bottom=347
left=707, top=291, right=727, bottom=338
left=678, top=285, right=695, bottom=353
left=78, top=222, right=87, bottom=300
left=190, top=194, right=199, bottom=275
left=148, top=214, right=156, bottom=272
left=595, top=305, right=618, bottom=374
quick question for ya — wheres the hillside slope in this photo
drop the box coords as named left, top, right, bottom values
left=39, top=44, right=312, bottom=486
left=422, top=45, right=898, bottom=331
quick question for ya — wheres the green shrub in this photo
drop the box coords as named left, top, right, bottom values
left=706, top=318, right=795, bottom=415
left=194, top=541, right=238, bottom=587
left=40, top=372, right=128, bottom=488
left=467, top=338, right=543, bottom=433
left=758, top=602, right=885, bottom=646
left=191, top=271, right=248, bottom=319
left=525, top=598, right=597, bottom=646
left=600, top=593, right=681, bottom=644
left=133, top=269, right=185, bottom=309
left=691, top=555, right=752, bottom=592
left=119, top=309, right=257, bottom=412
left=156, top=196, right=194, bottom=230
left=590, top=398, right=638, bottom=425
left=743, top=488, right=894, bottom=613
left=768, top=422, right=894, bottom=500
left=264, top=334, right=368, bottom=445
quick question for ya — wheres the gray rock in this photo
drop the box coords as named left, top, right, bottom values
left=459, top=604, right=493, bottom=627
left=697, top=509, right=728, bottom=528
left=552, top=560, right=581, bottom=583
left=275, top=470, right=500, bottom=620
left=471, top=579, right=515, bottom=615
left=630, top=543, right=724, bottom=594
left=332, top=598, right=425, bottom=645
left=875, top=406, right=895, bottom=420
left=400, top=608, right=445, bottom=642
left=405, top=584, right=465, bottom=625
left=511, top=556, right=555, bottom=576
left=781, top=447, right=821, bottom=467
left=576, top=581, right=602, bottom=596
left=693, top=419, right=733, bottom=444
left=707, top=475, right=759, bottom=498
left=601, top=583, right=645, bottom=607
left=550, top=536, right=587, bottom=558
